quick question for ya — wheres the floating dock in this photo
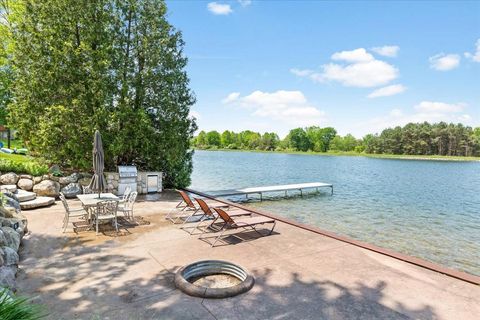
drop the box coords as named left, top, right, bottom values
left=210, top=182, right=333, bottom=200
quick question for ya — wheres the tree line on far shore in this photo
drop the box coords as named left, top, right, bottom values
left=193, top=122, right=480, bottom=157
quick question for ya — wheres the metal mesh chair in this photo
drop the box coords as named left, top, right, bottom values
left=93, top=200, right=119, bottom=235
left=59, top=192, right=88, bottom=233
left=118, top=191, right=137, bottom=220
left=82, top=186, right=94, bottom=194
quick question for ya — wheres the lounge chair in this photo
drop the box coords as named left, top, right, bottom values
left=166, top=190, right=228, bottom=224
left=205, top=208, right=276, bottom=247
left=181, top=198, right=252, bottom=234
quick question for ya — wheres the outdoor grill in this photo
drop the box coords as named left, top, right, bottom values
left=118, top=165, right=137, bottom=195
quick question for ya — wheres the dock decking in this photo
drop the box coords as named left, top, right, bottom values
left=210, top=182, right=333, bottom=200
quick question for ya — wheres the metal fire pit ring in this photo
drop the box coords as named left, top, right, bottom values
left=174, top=260, right=254, bottom=299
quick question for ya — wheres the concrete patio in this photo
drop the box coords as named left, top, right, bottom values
left=16, top=191, right=479, bottom=320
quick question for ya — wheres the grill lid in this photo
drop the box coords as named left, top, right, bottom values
left=118, top=165, right=138, bottom=177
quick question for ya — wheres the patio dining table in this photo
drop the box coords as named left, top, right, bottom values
left=77, top=193, right=120, bottom=208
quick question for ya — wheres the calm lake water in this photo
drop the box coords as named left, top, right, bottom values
left=190, top=150, right=480, bottom=276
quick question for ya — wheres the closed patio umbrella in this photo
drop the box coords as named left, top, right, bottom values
left=88, top=130, right=106, bottom=198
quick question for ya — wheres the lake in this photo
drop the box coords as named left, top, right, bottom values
left=190, top=150, right=480, bottom=276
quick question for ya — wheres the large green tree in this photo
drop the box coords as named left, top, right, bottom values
left=4, top=0, right=196, bottom=187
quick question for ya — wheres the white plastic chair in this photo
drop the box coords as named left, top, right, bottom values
left=118, top=191, right=137, bottom=221
left=60, top=192, right=88, bottom=233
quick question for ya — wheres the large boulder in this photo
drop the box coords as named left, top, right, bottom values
left=15, top=190, right=36, bottom=202
left=1, top=247, right=19, bottom=266
left=19, top=174, right=33, bottom=180
left=2, top=193, right=21, bottom=213
left=0, top=265, right=17, bottom=290
left=0, top=185, right=17, bottom=193
left=33, top=180, right=60, bottom=197
left=0, top=215, right=28, bottom=235
left=0, top=227, right=20, bottom=251
left=20, top=197, right=55, bottom=210
left=0, top=173, right=19, bottom=185
left=61, top=183, right=81, bottom=198
left=17, top=178, right=34, bottom=191
left=59, top=173, right=80, bottom=185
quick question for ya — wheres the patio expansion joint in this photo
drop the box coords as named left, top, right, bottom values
left=200, top=298, right=220, bottom=320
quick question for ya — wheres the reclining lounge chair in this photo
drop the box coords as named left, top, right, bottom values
left=205, top=207, right=276, bottom=247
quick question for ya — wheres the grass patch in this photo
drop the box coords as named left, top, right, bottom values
left=0, top=288, right=47, bottom=320
left=0, top=139, right=26, bottom=149
left=0, top=153, right=48, bottom=176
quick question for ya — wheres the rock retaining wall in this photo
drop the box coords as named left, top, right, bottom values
left=0, top=192, right=28, bottom=291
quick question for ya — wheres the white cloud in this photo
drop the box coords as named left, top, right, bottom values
left=464, top=39, right=480, bottom=62
left=292, top=48, right=399, bottom=88
left=222, top=90, right=326, bottom=126
left=371, top=46, right=400, bottom=57
left=318, top=59, right=398, bottom=87
left=414, top=101, right=465, bottom=113
left=207, top=2, right=233, bottom=15
left=367, top=84, right=406, bottom=98
left=290, top=68, right=313, bottom=77
left=331, top=48, right=374, bottom=62
left=238, top=0, right=252, bottom=6
left=222, top=92, right=240, bottom=104
left=429, top=53, right=460, bottom=71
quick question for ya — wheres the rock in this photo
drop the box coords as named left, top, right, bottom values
left=78, top=177, right=91, bottom=187
left=59, top=173, right=79, bottom=185
left=0, top=206, right=15, bottom=218
left=0, top=248, right=3, bottom=266
left=2, top=194, right=20, bottom=213
left=0, top=265, right=17, bottom=290
left=0, top=185, right=17, bottom=193
left=0, top=227, right=20, bottom=251
left=42, top=174, right=50, bottom=181
left=0, top=173, right=19, bottom=185
left=33, top=176, right=43, bottom=184
left=2, top=192, right=18, bottom=202
left=0, top=215, right=28, bottom=235
left=60, top=183, right=81, bottom=198
left=33, top=180, right=60, bottom=197
left=1, top=247, right=19, bottom=266
left=48, top=164, right=60, bottom=173
left=0, top=230, right=7, bottom=247
left=20, top=196, right=55, bottom=210
left=49, top=175, right=60, bottom=182
left=17, top=178, right=34, bottom=191
left=19, top=174, right=33, bottom=180
left=15, top=190, right=36, bottom=202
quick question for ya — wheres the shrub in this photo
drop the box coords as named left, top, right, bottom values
left=0, top=159, right=48, bottom=176
left=0, top=288, right=47, bottom=320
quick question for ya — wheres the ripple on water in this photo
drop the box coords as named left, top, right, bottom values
left=191, top=151, right=480, bottom=276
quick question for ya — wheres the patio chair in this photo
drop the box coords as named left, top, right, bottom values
left=119, top=185, right=132, bottom=203
left=166, top=190, right=228, bottom=223
left=82, top=186, right=94, bottom=194
left=118, top=191, right=137, bottom=220
left=59, top=192, right=88, bottom=233
left=205, top=208, right=276, bottom=247
left=92, top=200, right=119, bottom=236
left=182, top=198, right=252, bottom=234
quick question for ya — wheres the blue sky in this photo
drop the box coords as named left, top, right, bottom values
left=166, top=0, right=480, bottom=138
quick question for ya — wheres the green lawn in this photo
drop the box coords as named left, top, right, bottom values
left=0, top=139, right=26, bottom=149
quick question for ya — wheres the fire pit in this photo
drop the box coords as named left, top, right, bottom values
left=175, top=260, right=254, bottom=298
